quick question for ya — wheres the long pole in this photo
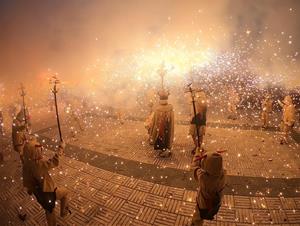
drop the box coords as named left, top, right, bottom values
left=188, top=84, right=201, bottom=148
left=20, top=84, right=28, bottom=132
left=52, top=77, right=63, bottom=141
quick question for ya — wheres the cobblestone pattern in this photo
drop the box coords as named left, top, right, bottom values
left=1, top=156, right=300, bottom=226
left=40, top=119, right=300, bottom=178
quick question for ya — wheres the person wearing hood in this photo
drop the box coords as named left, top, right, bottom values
left=278, top=95, right=296, bottom=144
left=227, top=87, right=239, bottom=120
left=12, top=108, right=30, bottom=162
left=191, top=150, right=226, bottom=226
left=149, top=89, right=174, bottom=157
left=261, top=94, right=273, bottom=128
left=189, top=90, right=207, bottom=154
left=22, top=138, right=70, bottom=226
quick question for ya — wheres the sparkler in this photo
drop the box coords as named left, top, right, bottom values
left=50, top=74, right=63, bottom=142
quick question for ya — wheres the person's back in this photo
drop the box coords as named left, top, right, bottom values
left=192, top=152, right=226, bottom=225
left=283, top=102, right=296, bottom=126
left=149, top=90, right=174, bottom=157
left=22, top=139, right=70, bottom=226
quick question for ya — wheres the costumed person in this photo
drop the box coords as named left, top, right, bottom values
left=278, top=95, right=296, bottom=144
left=191, top=150, right=226, bottom=226
left=261, top=94, right=273, bottom=128
left=22, top=138, right=70, bottom=226
left=144, top=111, right=155, bottom=137
left=149, top=89, right=174, bottom=157
left=12, top=108, right=30, bottom=163
left=189, top=90, right=207, bottom=154
left=227, top=87, right=239, bottom=120
left=144, top=88, right=157, bottom=136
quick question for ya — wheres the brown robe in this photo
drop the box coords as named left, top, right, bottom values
left=149, top=100, right=174, bottom=150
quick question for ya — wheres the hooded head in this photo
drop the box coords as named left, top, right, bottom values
left=158, top=89, right=169, bottom=105
left=16, top=108, right=29, bottom=122
left=283, top=95, right=293, bottom=105
left=201, top=152, right=224, bottom=177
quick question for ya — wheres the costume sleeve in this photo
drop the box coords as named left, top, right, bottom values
left=193, top=166, right=205, bottom=182
left=38, top=146, right=64, bottom=170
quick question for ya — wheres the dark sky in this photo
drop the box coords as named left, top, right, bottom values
left=0, top=0, right=299, bottom=87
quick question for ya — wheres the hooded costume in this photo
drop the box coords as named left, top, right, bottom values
left=22, top=139, right=70, bottom=226
left=149, top=90, right=174, bottom=154
left=12, top=108, right=30, bottom=160
left=191, top=152, right=226, bottom=225
left=261, top=95, right=273, bottom=127
left=279, top=95, right=296, bottom=143
left=281, top=95, right=296, bottom=127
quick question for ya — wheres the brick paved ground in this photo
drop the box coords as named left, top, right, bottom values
left=40, top=118, right=300, bottom=178
left=0, top=109, right=299, bottom=225
left=1, top=150, right=300, bottom=226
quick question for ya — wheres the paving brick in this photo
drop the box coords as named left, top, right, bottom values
left=73, top=181, right=97, bottom=198
left=110, top=213, right=133, bottom=226
left=151, top=184, right=169, bottom=197
left=122, top=177, right=139, bottom=189
left=216, top=222, right=237, bottom=226
left=81, top=201, right=100, bottom=218
left=105, top=196, right=125, bottom=211
left=269, top=209, right=288, bottom=223
left=162, top=198, right=181, bottom=213
left=114, top=186, right=133, bottom=200
left=154, top=211, right=178, bottom=226
left=128, top=190, right=147, bottom=204
left=223, top=195, right=235, bottom=209
left=285, top=209, right=300, bottom=224
left=119, top=201, right=143, bottom=219
left=175, top=214, right=191, bottom=226
left=202, top=220, right=217, bottom=225
left=178, top=201, right=195, bottom=217
left=294, top=197, right=300, bottom=209
left=166, top=187, right=185, bottom=200
left=131, top=219, right=152, bottom=226
left=68, top=210, right=91, bottom=225
left=265, top=197, right=283, bottom=210
left=101, top=181, right=120, bottom=194
left=69, top=194, right=89, bottom=211
left=183, top=190, right=197, bottom=203
left=92, top=190, right=111, bottom=206
left=136, top=206, right=159, bottom=224
left=90, top=178, right=107, bottom=190
left=110, top=174, right=129, bottom=185
left=280, top=197, right=297, bottom=210
left=252, top=209, right=272, bottom=224
left=217, top=206, right=236, bottom=222
left=136, top=180, right=154, bottom=193
left=87, top=218, right=107, bottom=226
left=235, top=208, right=253, bottom=223
left=93, top=206, right=117, bottom=225
left=234, top=196, right=251, bottom=209
left=144, top=194, right=164, bottom=209
left=250, top=197, right=267, bottom=209
left=23, top=199, right=43, bottom=217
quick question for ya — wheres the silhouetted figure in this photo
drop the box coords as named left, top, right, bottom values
left=191, top=151, right=226, bottom=226
left=149, top=89, right=174, bottom=157
left=22, top=139, right=70, bottom=226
